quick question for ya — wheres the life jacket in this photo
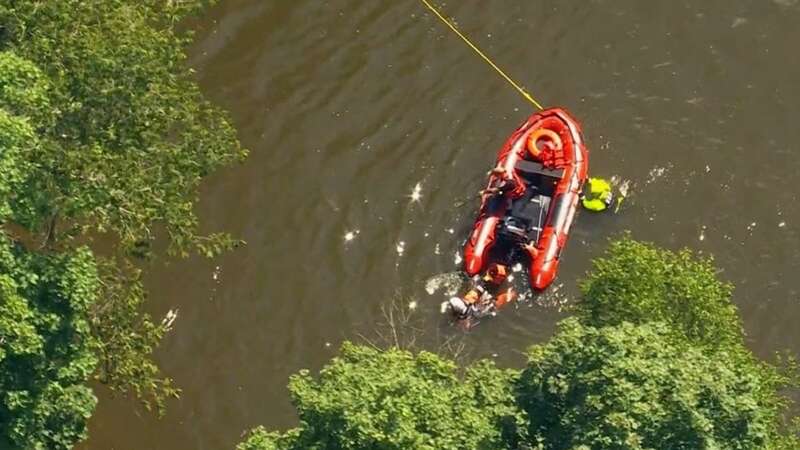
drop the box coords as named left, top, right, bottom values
left=495, top=288, right=517, bottom=309
left=463, top=289, right=481, bottom=305
left=483, top=264, right=508, bottom=286
left=582, top=177, right=613, bottom=212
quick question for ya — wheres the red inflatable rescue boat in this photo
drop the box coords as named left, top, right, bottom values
left=463, top=108, right=588, bottom=291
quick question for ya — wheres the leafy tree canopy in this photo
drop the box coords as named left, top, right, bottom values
left=89, top=258, right=179, bottom=414
left=0, top=50, right=50, bottom=121
left=0, top=109, right=33, bottom=220
left=237, top=343, right=523, bottom=450
left=575, top=236, right=743, bottom=350
left=0, top=0, right=246, bottom=255
left=239, top=237, right=798, bottom=450
left=0, top=234, right=99, bottom=449
left=0, top=0, right=246, bottom=446
left=0, top=51, right=44, bottom=221
left=517, top=318, right=792, bottom=450
left=239, top=322, right=796, bottom=450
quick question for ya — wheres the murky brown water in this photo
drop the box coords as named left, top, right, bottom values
left=81, top=1, right=800, bottom=448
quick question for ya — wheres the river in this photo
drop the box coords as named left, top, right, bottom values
left=81, top=1, right=800, bottom=448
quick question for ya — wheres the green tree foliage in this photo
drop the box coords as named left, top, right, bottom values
left=0, top=234, right=99, bottom=449
left=238, top=428, right=300, bottom=450
left=89, top=259, right=179, bottom=414
left=239, top=238, right=798, bottom=450
left=0, top=50, right=51, bottom=126
left=237, top=343, right=523, bottom=450
left=517, top=319, right=791, bottom=450
left=575, top=236, right=742, bottom=350
left=0, top=51, right=45, bottom=221
left=0, top=0, right=246, bottom=254
left=239, top=328, right=796, bottom=450
left=0, top=110, right=33, bottom=219
left=0, top=0, right=246, bottom=446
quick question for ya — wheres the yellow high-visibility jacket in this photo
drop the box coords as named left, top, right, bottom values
left=582, top=177, right=613, bottom=212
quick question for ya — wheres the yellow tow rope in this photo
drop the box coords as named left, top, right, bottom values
left=417, top=0, right=544, bottom=111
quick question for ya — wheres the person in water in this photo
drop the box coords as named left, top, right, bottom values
left=449, top=263, right=517, bottom=325
left=448, top=282, right=490, bottom=322
left=581, top=177, right=614, bottom=212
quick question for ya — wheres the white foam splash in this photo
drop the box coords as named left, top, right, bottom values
left=161, top=309, right=178, bottom=332
left=454, top=252, right=463, bottom=265
left=344, top=230, right=360, bottom=242
left=618, top=179, right=631, bottom=197
left=611, top=176, right=631, bottom=210
left=425, top=272, right=465, bottom=296
left=396, top=241, right=406, bottom=256
left=646, top=166, right=669, bottom=184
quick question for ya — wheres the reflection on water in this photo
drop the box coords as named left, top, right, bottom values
left=424, top=271, right=464, bottom=297
left=82, top=1, right=800, bottom=449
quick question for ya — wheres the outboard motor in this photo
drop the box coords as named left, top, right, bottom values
left=500, top=216, right=528, bottom=243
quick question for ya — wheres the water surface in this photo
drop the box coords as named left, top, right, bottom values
left=82, top=1, right=800, bottom=448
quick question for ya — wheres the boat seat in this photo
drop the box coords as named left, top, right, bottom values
left=515, top=160, right=565, bottom=179
left=526, top=195, right=551, bottom=242
left=515, top=160, right=562, bottom=197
